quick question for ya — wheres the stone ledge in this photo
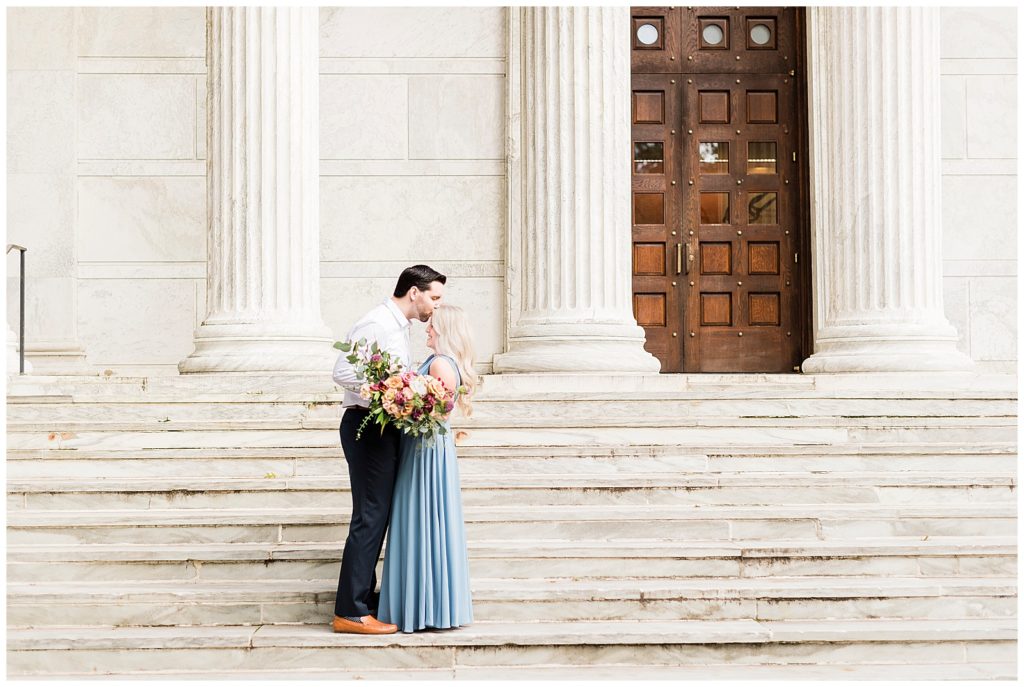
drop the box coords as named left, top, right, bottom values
left=7, top=576, right=1017, bottom=605
left=6, top=370, right=1016, bottom=402
left=6, top=413, right=1018, bottom=435
left=8, top=503, right=1018, bottom=528
left=8, top=441, right=1014, bottom=460
left=7, top=425, right=1015, bottom=452
left=7, top=536, right=1017, bottom=564
left=7, top=618, right=1016, bottom=651
left=41, top=663, right=1013, bottom=680
left=7, top=471, right=1016, bottom=494
left=7, top=396, right=1018, bottom=418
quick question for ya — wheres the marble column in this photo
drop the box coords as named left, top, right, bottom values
left=493, top=7, right=660, bottom=374
left=179, top=7, right=335, bottom=374
left=802, top=7, right=973, bottom=372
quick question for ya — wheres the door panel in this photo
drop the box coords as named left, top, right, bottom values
left=631, top=72, right=683, bottom=372
left=682, top=72, right=798, bottom=372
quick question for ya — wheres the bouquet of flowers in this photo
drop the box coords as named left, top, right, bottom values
left=376, top=371, right=461, bottom=439
left=334, top=338, right=403, bottom=439
left=334, top=338, right=463, bottom=440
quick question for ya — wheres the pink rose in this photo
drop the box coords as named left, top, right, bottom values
left=444, top=400, right=455, bottom=412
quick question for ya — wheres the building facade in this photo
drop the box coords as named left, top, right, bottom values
left=5, top=6, right=1018, bottom=377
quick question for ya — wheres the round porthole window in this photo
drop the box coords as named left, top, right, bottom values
left=636, top=23, right=659, bottom=46
left=702, top=24, right=725, bottom=46
left=750, top=23, right=772, bottom=45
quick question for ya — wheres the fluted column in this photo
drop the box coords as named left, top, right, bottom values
left=802, top=7, right=972, bottom=372
left=494, top=7, right=660, bottom=373
left=180, top=7, right=335, bottom=374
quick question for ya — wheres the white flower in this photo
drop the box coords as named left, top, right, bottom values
left=409, top=376, right=427, bottom=396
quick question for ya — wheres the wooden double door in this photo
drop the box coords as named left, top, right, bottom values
left=630, top=7, right=810, bottom=372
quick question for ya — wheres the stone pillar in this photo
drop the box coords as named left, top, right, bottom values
left=180, top=7, right=335, bottom=374
left=802, top=7, right=973, bottom=372
left=494, top=7, right=660, bottom=374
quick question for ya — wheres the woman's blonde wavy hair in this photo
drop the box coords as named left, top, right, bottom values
left=430, top=304, right=478, bottom=417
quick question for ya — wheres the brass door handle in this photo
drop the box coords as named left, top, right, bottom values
left=676, top=243, right=683, bottom=274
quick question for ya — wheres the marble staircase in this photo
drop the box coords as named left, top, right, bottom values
left=5, top=372, right=1018, bottom=678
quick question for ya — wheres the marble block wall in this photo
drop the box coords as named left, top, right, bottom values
left=940, top=7, right=1017, bottom=373
left=72, top=8, right=208, bottom=376
left=6, top=7, right=209, bottom=376
left=318, top=7, right=506, bottom=372
left=6, top=7, right=84, bottom=371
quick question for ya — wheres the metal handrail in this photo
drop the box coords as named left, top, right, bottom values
left=7, top=244, right=26, bottom=374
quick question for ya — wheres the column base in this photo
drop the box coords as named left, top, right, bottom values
left=494, top=324, right=661, bottom=374
left=178, top=321, right=338, bottom=374
left=802, top=327, right=975, bottom=373
left=20, top=341, right=90, bottom=375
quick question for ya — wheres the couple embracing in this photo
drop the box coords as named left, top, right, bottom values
left=330, top=265, right=476, bottom=635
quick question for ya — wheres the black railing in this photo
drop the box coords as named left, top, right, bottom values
left=7, top=244, right=26, bottom=375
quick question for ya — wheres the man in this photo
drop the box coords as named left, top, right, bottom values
left=330, top=264, right=447, bottom=634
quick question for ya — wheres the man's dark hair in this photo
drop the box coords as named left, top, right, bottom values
left=394, top=264, right=447, bottom=298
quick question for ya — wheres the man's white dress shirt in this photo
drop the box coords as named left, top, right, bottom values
left=332, top=298, right=414, bottom=408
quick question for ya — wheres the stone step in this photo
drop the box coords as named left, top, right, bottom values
left=7, top=369, right=1015, bottom=397
left=6, top=397, right=1017, bottom=429
left=7, top=504, right=1016, bottom=546
left=7, top=443, right=1016, bottom=480
left=6, top=619, right=1016, bottom=676
left=6, top=537, right=1016, bottom=582
left=6, top=472, right=1016, bottom=511
left=9, top=440, right=1017, bottom=458
left=41, top=663, right=1015, bottom=680
left=6, top=421, right=1016, bottom=452
left=6, top=576, right=1017, bottom=628
left=8, top=407, right=1017, bottom=433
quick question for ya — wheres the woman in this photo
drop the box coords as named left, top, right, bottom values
left=377, top=304, right=478, bottom=633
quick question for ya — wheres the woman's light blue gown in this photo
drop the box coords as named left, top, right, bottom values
left=377, top=354, right=473, bottom=633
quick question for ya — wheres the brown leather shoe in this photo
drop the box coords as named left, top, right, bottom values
left=332, top=615, right=398, bottom=635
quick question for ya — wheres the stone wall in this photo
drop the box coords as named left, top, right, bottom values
left=318, top=7, right=506, bottom=372
left=7, top=8, right=88, bottom=372
left=940, top=7, right=1017, bottom=373
left=8, top=7, right=207, bottom=376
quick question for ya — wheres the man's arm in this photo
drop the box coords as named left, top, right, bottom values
left=331, top=320, right=386, bottom=390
